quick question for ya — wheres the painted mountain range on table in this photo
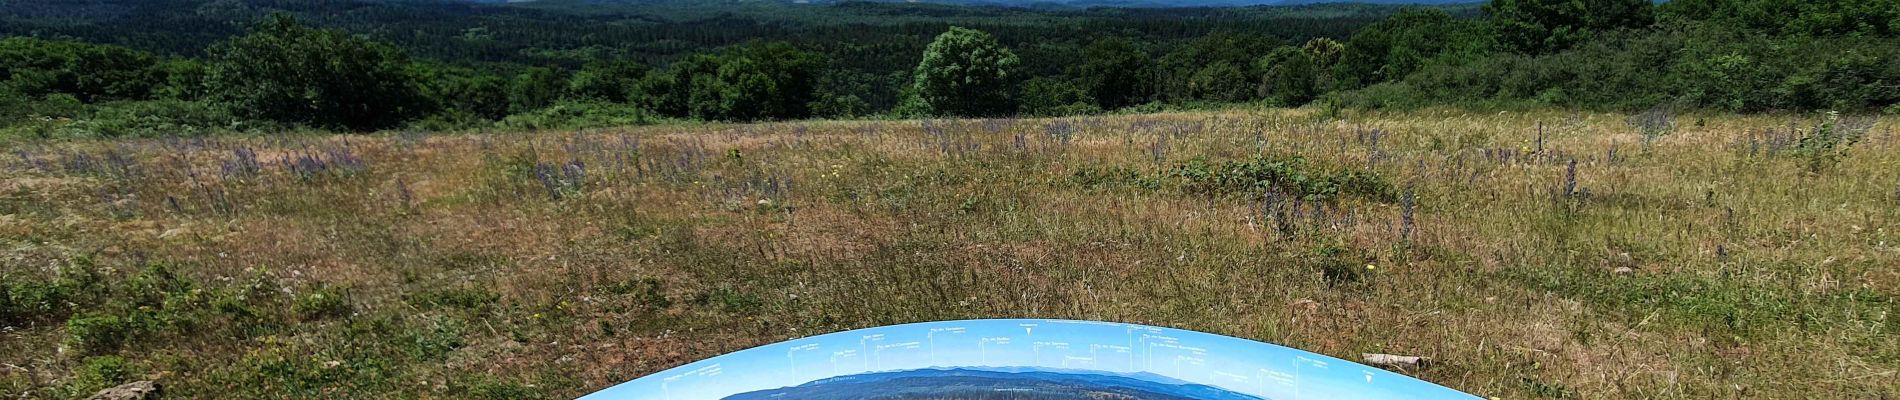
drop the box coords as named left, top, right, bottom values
left=723, top=367, right=1268, bottom=400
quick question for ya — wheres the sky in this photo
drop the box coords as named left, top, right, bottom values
left=579, top=319, right=1480, bottom=400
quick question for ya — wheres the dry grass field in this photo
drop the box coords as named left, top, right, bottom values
left=2, top=108, right=1896, bottom=399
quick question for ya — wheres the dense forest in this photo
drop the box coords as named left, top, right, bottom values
left=1, top=0, right=1896, bottom=137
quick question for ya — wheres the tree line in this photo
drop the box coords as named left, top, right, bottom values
left=2, top=0, right=1897, bottom=138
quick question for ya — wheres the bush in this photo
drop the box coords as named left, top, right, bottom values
left=0, top=99, right=254, bottom=139
left=497, top=101, right=657, bottom=131
left=400, top=317, right=465, bottom=360
left=1, top=263, right=104, bottom=328
left=1312, top=241, right=1370, bottom=286
left=1348, top=25, right=1900, bottom=114
left=809, top=92, right=871, bottom=119
left=230, top=347, right=356, bottom=395
left=293, top=285, right=353, bottom=321
left=210, top=274, right=287, bottom=339
left=80, top=100, right=244, bottom=138
left=70, top=356, right=139, bottom=395
left=1173, top=156, right=1397, bottom=202
left=695, top=287, right=762, bottom=312
left=604, top=278, right=673, bottom=310
left=66, top=313, right=137, bottom=355
left=1781, top=51, right=1900, bottom=111
left=406, top=109, right=496, bottom=132
left=1336, top=81, right=1429, bottom=110
left=1019, top=77, right=1099, bottom=117
left=1797, top=111, right=1874, bottom=172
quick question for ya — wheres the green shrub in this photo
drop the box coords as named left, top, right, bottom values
left=232, top=347, right=352, bottom=395
left=603, top=278, right=672, bottom=310
left=1797, top=111, right=1874, bottom=172
left=70, top=355, right=139, bottom=395
left=211, top=293, right=277, bottom=339
left=2, top=279, right=68, bottom=327
left=66, top=313, right=137, bottom=355
left=1173, top=156, right=1396, bottom=202
left=0, top=98, right=255, bottom=139
left=1311, top=241, right=1371, bottom=287
left=695, top=286, right=762, bottom=312
left=1019, top=77, right=1099, bottom=117
left=1, top=263, right=104, bottom=328
left=497, top=101, right=657, bottom=131
left=400, top=317, right=465, bottom=360
left=121, top=263, right=214, bottom=334
left=293, top=285, right=353, bottom=321
left=78, top=100, right=244, bottom=138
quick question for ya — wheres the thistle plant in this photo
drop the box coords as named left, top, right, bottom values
left=1561, top=158, right=1579, bottom=198
left=1045, top=120, right=1075, bottom=149
left=1797, top=111, right=1876, bottom=172
left=221, top=147, right=261, bottom=179
left=1399, top=184, right=1416, bottom=245
left=1628, top=106, right=1673, bottom=151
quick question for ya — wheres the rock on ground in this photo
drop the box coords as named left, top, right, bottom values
left=87, top=381, right=160, bottom=400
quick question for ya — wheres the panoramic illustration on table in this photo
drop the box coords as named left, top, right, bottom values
left=583, top=319, right=1477, bottom=400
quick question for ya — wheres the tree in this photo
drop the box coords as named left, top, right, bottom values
left=1781, top=51, right=1900, bottom=111
left=911, top=27, right=1022, bottom=117
left=651, top=41, right=824, bottom=121
left=507, top=67, right=568, bottom=114
left=1187, top=62, right=1253, bottom=103
left=1254, top=46, right=1319, bottom=106
left=712, top=42, right=824, bottom=121
left=1336, top=8, right=1490, bottom=89
left=205, top=15, right=426, bottom=131
left=568, top=60, right=649, bottom=103
left=1662, top=0, right=1899, bottom=37
left=0, top=37, right=167, bottom=103
left=810, top=69, right=883, bottom=119
left=632, top=60, right=702, bottom=118
left=1074, top=37, right=1155, bottom=110
left=1157, top=31, right=1280, bottom=102
left=1019, top=77, right=1098, bottom=116
left=1297, top=38, right=1345, bottom=94
left=154, top=59, right=209, bottom=101
left=1302, top=38, right=1345, bottom=74
left=1485, top=0, right=1655, bottom=54
left=413, top=63, right=511, bottom=121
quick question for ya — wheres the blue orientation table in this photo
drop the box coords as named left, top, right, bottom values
left=581, top=319, right=1479, bottom=400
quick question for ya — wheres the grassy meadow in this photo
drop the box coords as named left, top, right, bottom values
left=1, top=109, right=1896, bottom=399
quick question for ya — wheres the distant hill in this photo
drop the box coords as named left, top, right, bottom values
left=850, top=0, right=1482, bottom=7
left=1272, top=0, right=1478, bottom=4
left=446, top=0, right=1480, bottom=8
left=723, top=367, right=1268, bottom=400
